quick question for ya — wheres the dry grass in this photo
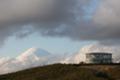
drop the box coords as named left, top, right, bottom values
left=0, top=63, right=119, bottom=80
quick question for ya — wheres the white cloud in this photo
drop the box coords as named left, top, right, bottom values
left=62, top=43, right=120, bottom=64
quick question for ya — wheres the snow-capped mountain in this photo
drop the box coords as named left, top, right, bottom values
left=16, top=47, right=52, bottom=67
left=0, top=48, right=52, bottom=74
left=17, top=48, right=50, bottom=62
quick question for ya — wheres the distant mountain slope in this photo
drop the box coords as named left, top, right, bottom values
left=0, top=64, right=120, bottom=80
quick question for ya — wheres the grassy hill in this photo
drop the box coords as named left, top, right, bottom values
left=0, top=64, right=120, bottom=80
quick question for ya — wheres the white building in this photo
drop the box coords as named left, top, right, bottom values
left=86, top=52, right=112, bottom=64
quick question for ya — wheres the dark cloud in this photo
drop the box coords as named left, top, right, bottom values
left=92, top=0, right=120, bottom=44
left=0, top=0, right=78, bottom=44
left=32, top=0, right=120, bottom=46
left=0, top=0, right=120, bottom=46
left=0, top=0, right=90, bottom=45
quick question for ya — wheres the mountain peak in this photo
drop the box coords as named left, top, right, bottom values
left=16, top=47, right=50, bottom=61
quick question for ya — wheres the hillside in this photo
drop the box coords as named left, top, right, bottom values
left=0, top=64, right=120, bottom=80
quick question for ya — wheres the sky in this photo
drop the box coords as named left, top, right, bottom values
left=0, top=33, right=92, bottom=57
left=0, top=0, right=120, bottom=58
left=0, top=0, right=98, bottom=57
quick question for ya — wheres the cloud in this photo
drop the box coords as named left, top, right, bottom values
left=0, top=0, right=83, bottom=45
left=36, top=0, right=120, bottom=45
left=92, top=0, right=120, bottom=44
left=0, top=0, right=98, bottom=45
left=32, top=0, right=120, bottom=45
left=62, top=43, right=120, bottom=64
left=0, top=0, right=119, bottom=46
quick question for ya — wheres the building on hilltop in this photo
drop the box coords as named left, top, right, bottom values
left=86, top=52, right=112, bottom=64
